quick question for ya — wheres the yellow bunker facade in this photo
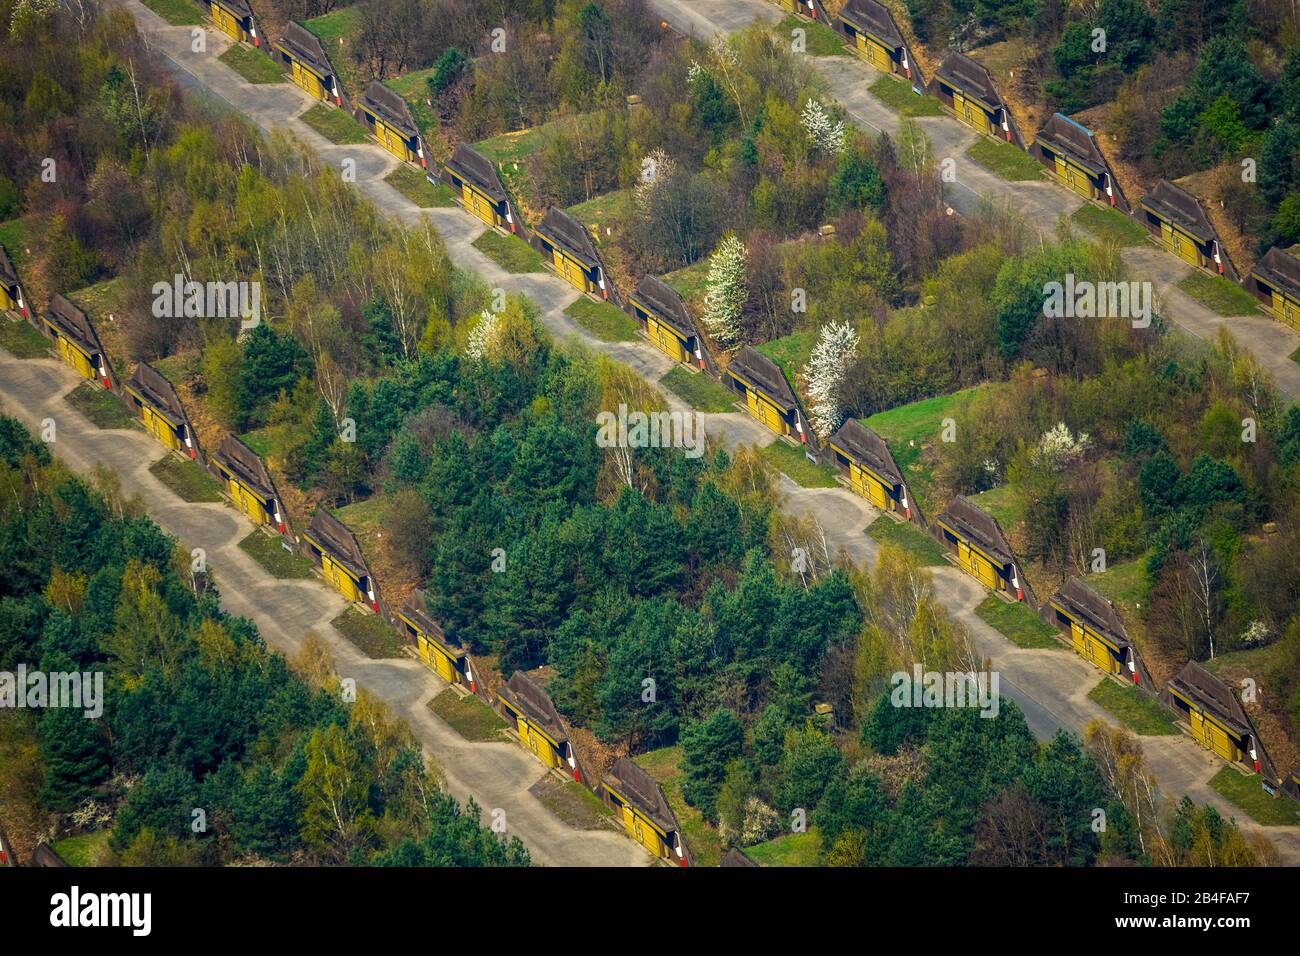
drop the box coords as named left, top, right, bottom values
left=628, top=274, right=705, bottom=369
left=1047, top=576, right=1151, bottom=686
left=1248, top=246, right=1300, bottom=333
left=274, top=22, right=343, bottom=106
left=837, top=0, right=924, bottom=87
left=300, top=508, right=381, bottom=612
left=392, top=588, right=475, bottom=691
left=207, top=434, right=291, bottom=538
left=355, top=81, right=425, bottom=168
left=928, top=51, right=1024, bottom=148
left=123, top=362, right=202, bottom=460
left=442, top=143, right=519, bottom=233
left=1137, top=179, right=1236, bottom=280
left=600, top=756, right=689, bottom=866
left=531, top=207, right=610, bottom=300
left=726, top=346, right=806, bottom=442
left=1031, top=113, right=1127, bottom=211
left=827, top=419, right=917, bottom=520
left=934, top=495, right=1032, bottom=603
left=496, top=671, right=585, bottom=783
left=1162, top=661, right=1270, bottom=774
left=41, top=294, right=117, bottom=391
left=207, top=0, right=262, bottom=47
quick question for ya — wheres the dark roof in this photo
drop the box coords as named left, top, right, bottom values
left=604, top=757, right=678, bottom=835
left=305, top=508, right=371, bottom=580
left=535, top=207, right=599, bottom=270
left=727, top=346, right=797, bottom=412
left=1251, top=247, right=1300, bottom=298
left=1138, top=180, right=1215, bottom=244
left=397, top=588, right=464, bottom=654
left=1166, top=661, right=1252, bottom=739
left=126, top=362, right=188, bottom=427
left=0, top=244, right=18, bottom=287
left=933, top=51, right=1005, bottom=112
left=936, top=495, right=1014, bottom=566
left=1050, top=576, right=1129, bottom=649
left=721, top=847, right=758, bottom=867
left=828, top=419, right=903, bottom=485
left=631, top=275, right=696, bottom=339
left=499, top=671, right=568, bottom=743
left=277, top=22, right=333, bottom=78
left=211, top=0, right=253, bottom=18
left=43, top=294, right=102, bottom=354
left=839, top=0, right=903, bottom=47
left=1034, top=114, right=1106, bottom=177
left=358, top=81, right=417, bottom=139
left=211, top=434, right=276, bottom=500
left=445, top=144, right=507, bottom=203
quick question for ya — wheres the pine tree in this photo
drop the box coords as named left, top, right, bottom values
left=701, top=234, right=747, bottom=347
left=803, top=320, right=860, bottom=438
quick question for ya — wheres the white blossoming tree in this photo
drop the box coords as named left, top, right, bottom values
left=702, top=234, right=747, bottom=347
left=1032, top=422, right=1091, bottom=471
left=465, top=309, right=502, bottom=362
left=634, top=147, right=676, bottom=210
left=801, top=98, right=846, bottom=156
left=804, top=320, right=860, bottom=438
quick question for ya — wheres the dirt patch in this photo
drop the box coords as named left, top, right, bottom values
left=528, top=774, right=615, bottom=830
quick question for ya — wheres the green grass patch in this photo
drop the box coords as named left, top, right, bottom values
left=1087, top=558, right=1151, bottom=610
left=659, top=366, right=737, bottom=413
left=760, top=440, right=840, bottom=488
left=966, top=137, right=1044, bottom=182
left=635, top=746, right=722, bottom=867
left=0, top=218, right=31, bottom=268
left=869, top=75, right=944, bottom=116
left=68, top=277, right=125, bottom=327
left=237, top=424, right=291, bottom=461
left=755, top=329, right=816, bottom=383
left=140, top=0, right=204, bottom=25
left=50, top=831, right=111, bottom=867
left=565, top=296, right=640, bottom=342
left=303, top=6, right=360, bottom=43
left=331, top=606, right=406, bottom=659
left=385, top=165, right=457, bottom=208
left=1088, top=678, right=1177, bottom=736
left=238, top=529, right=314, bottom=579
left=1176, top=271, right=1262, bottom=316
left=778, top=15, right=847, bottom=56
left=386, top=68, right=435, bottom=98
left=974, top=595, right=1061, bottom=650
left=1070, top=203, right=1148, bottom=247
left=0, top=317, right=50, bottom=358
left=867, top=517, right=946, bottom=566
left=218, top=44, right=284, bottom=84
left=149, top=455, right=224, bottom=503
left=744, top=828, right=822, bottom=866
left=428, top=687, right=506, bottom=741
left=65, top=383, right=134, bottom=430
left=1209, top=765, right=1300, bottom=827
left=334, top=497, right=386, bottom=557
left=968, top=482, right=1024, bottom=534
left=662, top=260, right=710, bottom=306
left=1291, top=345, right=1300, bottom=365
left=300, top=104, right=369, bottom=145
left=531, top=775, right=614, bottom=830
left=864, top=383, right=997, bottom=517
left=473, top=126, right=549, bottom=165
left=567, top=190, right=631, bottom=243
left=472, top=229, right=545, bottom=273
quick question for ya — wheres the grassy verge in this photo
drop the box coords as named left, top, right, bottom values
left=565, top=297, right=639, bottom=342
left=659, top=366, right=736, bottom=413
left=744, top=828, right=822, bottom=866
left=384, top=165, right=457, bottom=208
left=300, top=104, right=369, bottom=145
left=756, top=330, right=816, bottom=384
left=0, top=318, right=50, bottom=358
left=778, top=15, right=848, bottom=56
left=238, top=529, right=314, bottom=579
left=867, top=517, right=946, bottom=566
left=218, top=45, right=284, bottom=84
left=968, top=482, right=1025, bottom=535
left=1071, top=204, right=1147, bottom=247
left=531, top=776, right=614, bottom=830
left=140, top=0, right=204, bottom=25
left=1209, top=765, right=1300, bottom=827
left=149, top=455, right=224, bottom=503
left=635, top=746, right=722, bottom=867
left=663, top=260, right=709, bottom=306
left=1088, top=679, right=1176, bottom=736
left=869, top=75, right=944, bottom=116
left=472, top=230, right=544, bottom=273
left=760, top=440, right=839, bottom=488
left=331, top=607, right=406, bottom=659
left=966, top=138, right=1043, bottom=182
left=49, top=831, right=111, bottom=866
left=0, top=218, right=29, bottom=266
left=567, top=189, right=631, bottom=241
left=428, top=687, right=506, bottom=741
left=65, top=383, right=134, bottom=429
left=1176, top=271, right=1262, bottom=316
left=974, top=595, right=1060, bottom=650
